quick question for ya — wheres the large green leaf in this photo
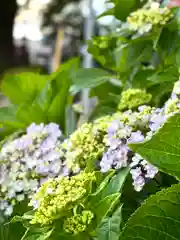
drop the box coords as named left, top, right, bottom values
left=49, top=57, right=80, bottom=83
left=116, top=42, right=152, bottom=74
left=70, top=68, right=113, bottom=94
left=96, top=205, right=123, bottom=240
left=92, top=193, right=119, bottom=226
left=101, top=168, right=130, bottom=198
left=91, top=171, right=115, bottom=198
left=121, top=184, right=180, bottom=240
left=47, top=58, right=78, bottom=130
left=114, top=0, right=146, bottom=21
left=23, top=229, right=53, bottom=240
left=147, top=66, right=179, bottom=86
left=17, top=104, right=47, bottom=124
left=34, top=81, right=53, bottom=111
left=129, top=113, right=180, bottom=179
left=47, top=80, right=70, bottom=129
left=90, top=168, right=129, bottom=208
left=1, top=73, right=48, bottom=104
left=0, top=106, right=25, bottom=129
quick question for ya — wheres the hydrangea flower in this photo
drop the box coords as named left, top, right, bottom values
left=127, top=3, right=173, bottom=34
left=0, top=122, right=65, bottom=216
left=165, top=80, right=180, bottom=115
left=118, top=88, right=152, bottom=111
left=99, top=105, right=167, bottom=191
left=130, top=154, right=158, bottom=191
left=30, top=172, right=96, bottom=225
left=64, top=117, right=113, bottom=172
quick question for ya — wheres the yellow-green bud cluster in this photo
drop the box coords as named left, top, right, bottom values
left=93, top=115, right=113, bottom=132
left=118, top=88, right=152, bottom=111
left=165, top=99, right=179, bottom=115
left=63, top=210, right=94, bottom=235
left=92, top=36, right=116, bottom=50
left=127, top=6, right=173, bottom=33
left=30, top=172, right=96, bottom=225
left=65, top=121, right=111, bottom=171
left=165, top=80, right=180, bottom=115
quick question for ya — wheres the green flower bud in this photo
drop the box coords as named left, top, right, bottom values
left=63, top=210, right=94, bottom=235
left=127, top=6, right=173, bottom=33
left=30, top=172, right=96, bottom=225
left=118, top=89, right=152, bottom=111
left=65, top=119, right=112, bottom=171
left=165, top=99, right=179, bottom=115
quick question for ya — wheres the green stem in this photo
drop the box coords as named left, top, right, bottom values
left=21, top=228, right=29, bottom=240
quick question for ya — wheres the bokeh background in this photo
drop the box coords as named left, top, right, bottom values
left=1, top=0, right=117, bottom=76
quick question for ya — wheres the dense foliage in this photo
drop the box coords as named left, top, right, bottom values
left=1, top=0, right=180, bottom=240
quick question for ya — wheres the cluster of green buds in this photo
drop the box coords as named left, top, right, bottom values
left=118, top=88, right=152, bottom=111
left=30, top=172, right=96, bottom=225
left=127, top=2, right=173, bottom=34
left=63, top=210, right=94, bottom=235
left=64, top=121, right=110, bottom=171
left=165, top=79, right=180, bottom=115
left=92, top=36, right=116, bottom=50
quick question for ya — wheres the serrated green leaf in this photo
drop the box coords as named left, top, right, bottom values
left=116, top=42, right=152, bottom=74
left=34, top=81, right=53, bottom=111
left=17, top=104, right=47, bottom=124
left=129, top=113, right=180, bottom=179
left=0, top=106, right=25, bottom=129
left=96, top=205, right=123, bottom=240
left=93, top=193, right=120, bottom=226
left=22, top=231, right=53, bottom=240
left=121, top=184, right=180, bottom=240
left=49, top=57, right=80, bottom=83
left=47, top=81, right=70, bottom=129
left=91, top=171, right=115, bottom=197
left=70, top=68, right=112, bottom=94
left=114, top=0, right=146, bottom=21
left=1, top=73, right=47, bottom=104
left=147, top=67, right=179, bottom=86
left=101, top=168, right=130, bottom=198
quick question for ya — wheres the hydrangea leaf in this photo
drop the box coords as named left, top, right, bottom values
left=90, top=168, right=129, bottom=208
left=70, top=68, right=112, bottom=94
left=1, top=73, right=48, bottom=105
left=34, top=81, right=53, bottom=112
left=96, top=205, right=123, bottom=240
left=22, top=228, right=53, bottom=240
left=101, top=168, right=130, bottom=198
left=121, top=184, right=180, bottom=240
left=114, top=0, right=145, bottom=21
left=129, top=113, right=180, bottom=179
left=47, top=81, right=70, bottom=129
left=92, top=193, right=119, bottom=226
left=0, top=106, right=25, bottom=129
left=49, top=57, right=80, bottom=83
left=17, top=104, right=47, bottom=124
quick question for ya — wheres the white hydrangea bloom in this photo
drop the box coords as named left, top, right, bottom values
left=0, top=122, right=67, bottom=216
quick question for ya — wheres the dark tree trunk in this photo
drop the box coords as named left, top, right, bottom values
left=0, top=0, right=17, bottom=74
